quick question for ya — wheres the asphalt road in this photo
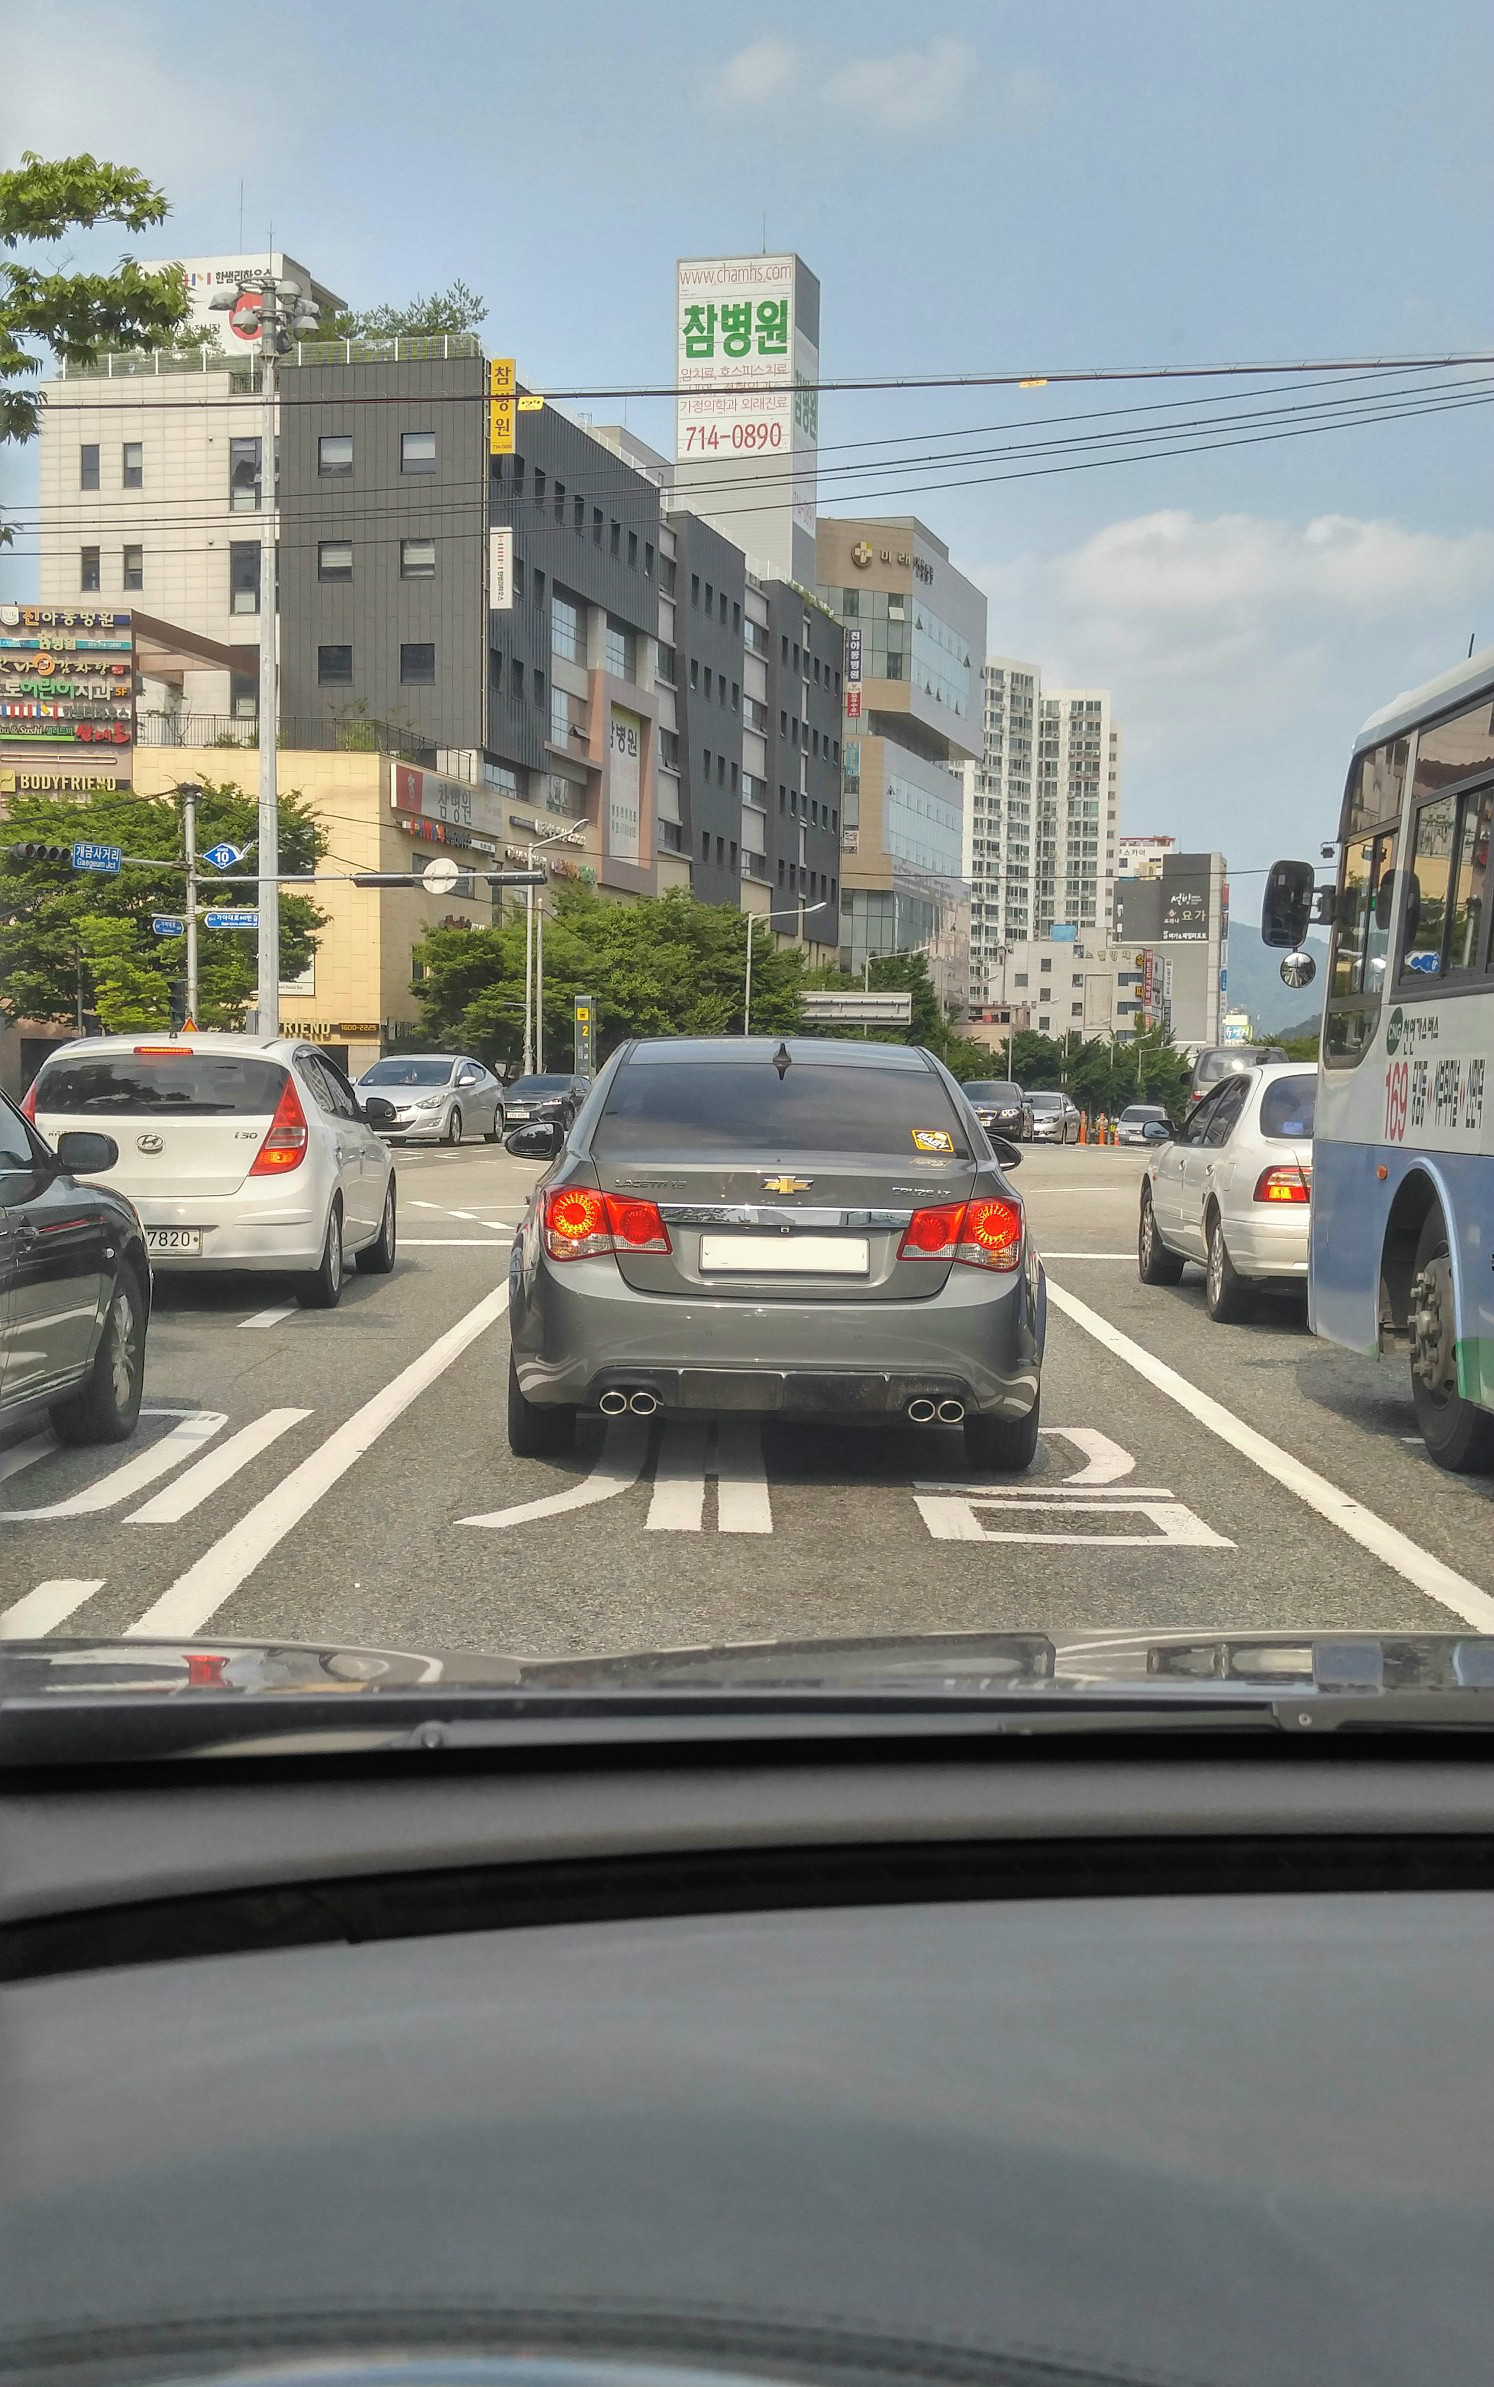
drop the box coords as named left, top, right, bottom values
left=5, top=1139, right=1494, bottom=1660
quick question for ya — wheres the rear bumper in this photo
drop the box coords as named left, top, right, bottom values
left=512, top=1245, right=1045, bottom=1419
left=1226, top=1207, right=1311, bottom=1280
left=130, top=1189, right=325, bottom=1272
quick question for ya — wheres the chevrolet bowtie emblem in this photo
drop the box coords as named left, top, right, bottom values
left=762, top=1175, right=811, bottom=1195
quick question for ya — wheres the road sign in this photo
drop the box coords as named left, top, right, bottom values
left=203, top=907, right=258, bottom=930
left=518, top=394, right=544, bottom=411
left=421, top=855, right=462, bottom=896
left=489, top=357, right=515, bottom=456
left=574, top=993, right=595, bottom=1076
left=72, top=840, right=121, bottom=874
left=151, top=915, right=185, bottom=938
left=801, top=991, right=914, bottom=1026
left=201, top=841, right=247, bottom=870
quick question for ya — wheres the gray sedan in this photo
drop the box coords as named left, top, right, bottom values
left=1026, top=1090, right=1081, bottom=1144
left=506, top=1036, right=1045, bottom=1473
left=354, top=1054, right=504, bottom=1145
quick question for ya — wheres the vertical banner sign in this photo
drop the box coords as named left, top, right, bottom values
left=607, top=705, right=642, bottom=866
left=573, top=994, right=595, bottom=1077
left=488, top=358, right=515, bottom=457
left=674, top=255, right=818, bottom=578
left=489, top=528, right=514, bottom=609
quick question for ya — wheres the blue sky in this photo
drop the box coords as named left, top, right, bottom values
left=5, top=0, right=1493, bottom=882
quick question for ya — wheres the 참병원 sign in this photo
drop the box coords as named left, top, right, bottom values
left=675, top=254, right=819, bottom=546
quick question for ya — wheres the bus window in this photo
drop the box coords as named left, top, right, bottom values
left=1450, top=787, right=1493, bottom=978
left=1400, top=796, right=1457, bottom=979
left=1326, top=827, right=1398, bottom=1065
left=1340, top=737, right=1409, bottom=843
left=1329, top=837, right=1374, bottom=998
left=1411, top=699, right=1494, bottom=803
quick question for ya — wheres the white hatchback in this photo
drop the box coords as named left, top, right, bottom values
left=1138, top=1060, right=1316, bottom=1322
left=25, top=1033, right=398, bottom=1309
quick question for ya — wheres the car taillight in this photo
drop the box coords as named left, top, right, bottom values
left=543, top=1187, right=672, bottom=1261
left=1254, top=1165, right=1310, bottom=1203
left=249, top=1075, right=309, bottom=1175
left=898, top=1196, right=1022, bottom=1271
left=20, top=1080, right=37, bottom=1121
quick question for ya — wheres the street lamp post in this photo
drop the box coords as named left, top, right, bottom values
left=517, top=824, right=587, bottom=1074
left=744, top=899, right=829, bottom=1036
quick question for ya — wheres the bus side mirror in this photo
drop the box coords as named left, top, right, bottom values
left=1262, top=859, right=1317, bottom=949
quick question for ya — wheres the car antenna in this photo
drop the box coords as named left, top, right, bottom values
left=772, top=1040, right=792, bottom=1079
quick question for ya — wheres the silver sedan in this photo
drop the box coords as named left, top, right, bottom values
left=354, top=1054, right=505, bottom=1146
left=1138, top=1061, right=1316, bottom=1320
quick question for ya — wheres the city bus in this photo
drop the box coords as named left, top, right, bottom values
left=1263, top=643, right=1494, bottom=1472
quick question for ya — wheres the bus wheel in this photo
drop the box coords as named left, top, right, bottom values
left=1408, top=1209, right=1494, bottom=1473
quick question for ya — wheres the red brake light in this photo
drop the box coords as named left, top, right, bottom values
left=1254, top=1165, right=1310, bottom=1203
left=20, top=1080, right=37, bottom=1122
left=249, top=1074, right=309, bottom=1175
left=133, top=1045, right=194, bottom=1056
left=898, top=1197, right=1021, bottom=1271
left=543, top=1188, right=672, bottom=1260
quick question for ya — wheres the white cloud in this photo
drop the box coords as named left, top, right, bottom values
left=707, top=35, right=979, bottom=133
left=1052, top=509, right=1494, bottom=627
left=706, top=39, right=797, bottom=108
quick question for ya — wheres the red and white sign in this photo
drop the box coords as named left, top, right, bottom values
left=845, top=687, right=862, bottom=719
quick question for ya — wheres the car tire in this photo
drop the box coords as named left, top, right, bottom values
left=507, top=1352, right=576, bottom=1457
left=1205, top=1208, right=1255, bottom=1323
left=1138, top=1188, right=1186, bottom=1285
left=355, top=1179, right=397, bottom=1275
left=963, top=1394, right=1040, bottom=1474
left=50, top=1263, right=147, bottom=1447
left=445, top=1106, right=463, bottom=1147
left=484, top=1107, right=504, bottom=1144
left=297, top=1200, right=345, bottom=1310
left=1409, top=1207, right=1494, bottom=1473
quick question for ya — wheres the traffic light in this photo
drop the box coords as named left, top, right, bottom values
left=3, top=842, right=72, bottom=865
left=167, top=976, right=189, bottom=1030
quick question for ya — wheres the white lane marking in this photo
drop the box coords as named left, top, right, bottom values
left=238, top=1304, right=297, bottom=1330
left=126, top=1408, right=312, bottom=1524
left=715, top=1419, right=773, bottom=1534
left=1039, top=1251, right=1135, bottom=1260
left=917, top=1424, right=1138, bottom=1494
left=403, top=1238, right=511, bottom=1246
left=126, top=1287, right=510, bottom=1637
left=411, top=1200, right=441, bottom=1209
left=0, top=1430, right=56, bottom=1486
left=449, top=1210, right=482, bottom=1221
left=1046, top=1278, right=1494, bottom=1627
left=462, top=1419, right=648, bottom=1528
left=915, top=1491, right=1232, bottom=1547
left=646, top=1420, right=709, bottom=1532
left=3, top=1413, right=226, bottom=1521
left=0, top=1578, right=105, bottom=1639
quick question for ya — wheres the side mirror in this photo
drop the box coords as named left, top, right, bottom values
left=1142, top=1120, right=1172, bottom=1143
left=55, top=1130, right=119, bottom=1175
left=1262, top=859, right=1317, bottom=949
left=361, top=1096, right=398, bottom=1130
left=993, top=1136, right=1022, bottom=1171
left=507, top=1121, right=563, bottom=1159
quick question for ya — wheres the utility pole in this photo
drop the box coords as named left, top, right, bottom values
left=535, top=891, right=545, bottom=1073
left=518, top=825, right=585, bottom=1073
left=522, top=885, right=535, bottom=1076
left=181, top=781, right=199, bottom=1024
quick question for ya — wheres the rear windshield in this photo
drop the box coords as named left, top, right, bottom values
left=360, top=1057, right=453, bottom=1087
left=33, top=1054, right=288, bottom=1116
left=594, top=1061, right=972, bottom=1159
left=1259, top=1074, right=1317, bottom=1140
left=962, top=1083, right=1019, bottom=1102
left=1120, top=1106, right=1166, bottom=1123
left=1028, top=1092, right=1063, bottom=1109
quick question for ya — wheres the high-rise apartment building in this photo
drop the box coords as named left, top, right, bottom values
left=960, top=657, right=1122, bottom=1009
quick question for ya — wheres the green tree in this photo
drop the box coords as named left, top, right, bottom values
left=1, top=151, right=190, bottom=539
left=321, top=277, right=486, bottom=342
left=0, top=780, right=326, bottom=1030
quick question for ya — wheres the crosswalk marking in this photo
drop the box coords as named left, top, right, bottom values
left=714, top=1419, right=772, bottom=1534
left=127, top=1408, right=312, bottom=1523
left=646, top=1421, right=708, bottom=1531
left=2, top=1412, right=226, bottom=1521
left=0, top=1579, right=104, bottom=1639
left=647, top=1420, right=773, bottom=1534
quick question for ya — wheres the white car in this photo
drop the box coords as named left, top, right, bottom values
left=354, top=1053, right=505, bottom=1145
left=25, top=1033, right=398, bottom=1309
left=1138, top=1060, right=1316, bottom=1321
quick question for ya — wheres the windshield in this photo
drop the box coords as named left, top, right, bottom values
left=359, top=1058, right=455, bottom=1087
left=962, top=1083, right=1019, bottom=1103
left=1027, top=1092, right=1064, bottom=1109
left=508, top=1076, right=574, bottom=1098
left=1119, top=1105, right=1166, bottom=1124
left=32, top=1055, right=287, bottom=1115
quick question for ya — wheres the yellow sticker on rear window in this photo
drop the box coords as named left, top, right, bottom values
left=911, top=1128, right=955, bottom=1153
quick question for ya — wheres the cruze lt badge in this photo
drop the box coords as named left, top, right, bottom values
left=762, top=1175, right=812, bottom=1195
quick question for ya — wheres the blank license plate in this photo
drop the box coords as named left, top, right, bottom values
left=145, top=1227, right=203, bottom=1254
left=699, top=1233, right=870, bottom=1276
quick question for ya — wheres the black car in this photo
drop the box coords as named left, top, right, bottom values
left=959, top=1079, right=1031, bottom=1141
left=502, top=1074, right=589, bottom=1139
left=0, top=1090, right=150, bottom=1445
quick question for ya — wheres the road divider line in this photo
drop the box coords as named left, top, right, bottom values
left=0, top=1430, right=55, bottom=1486
left=462, top=1419, right=647, bottom=1528
left=126, top=1288, right=510, bottom=1637
left=238, top=1304, right=297, bottom=1330
left=3, top=1412, right=226, bottom=1521
left=404, top=1237, right=510, bottom=1247
left=647, top=1421, right=709, bottom=1531
left=715, top=1420, right=773, bottom=1534
left=1039, top=1251, right=1135, bottom=1260
left=1046, top=1278, right=1494, bottom=1627
left=0, top=1579, right=105, bottom=1639
left=126, top=1408, right=313, bottom=1524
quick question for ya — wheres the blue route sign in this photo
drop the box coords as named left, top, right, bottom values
left=201, top=842, right=247, bottom=870
left=72, top=840, right=122, bottom=874
left=203, top=907, right=259, bottom=930
left=151, top=916, right=185, bottom=938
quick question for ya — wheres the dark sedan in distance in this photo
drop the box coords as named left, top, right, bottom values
left=959, top=1079, right=1031, bottom=1141
left=502, top=1074, right=589, bottom=1140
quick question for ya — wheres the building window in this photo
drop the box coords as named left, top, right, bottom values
left=731, top=761, right=739, bottom=792
left=550, top=685, right=570, bottom=744
left=778, top=859, right=786, bottom=886
left=80, top=546, right=100, bottom=592
left=717, top=754, right=726, bottom=786
left=122, top=543, right=143, bottom=591
left=229, top=541, right=260, bottom=613
left=533, top=569, right=545, bottom=607
left=551, top=592, right=581, bottom=661
left=604, top=619, right=631, bottom=680
left=401, top=430, right=436, bottom=473
left=553, top=479, right=565, bottom=524
left=702, top=831, right=710, bottom=860
left=609, top=519, right=620, bottom=558
left=780, top=710, right=788, bottom=736
left=779, top=785, right=786, bottom=813
left=80, top=444, right=99, bottom=491
left=229, top=435, right=261, bottom=510
left=318, top=644, right=353, bottom=683
left=319, top=540, right=353, bottom=582
left=730, top=841, right=738, bottom=869
left=400, top=538, right=436, bottom=579
left=731, top=680, right=739, bottom=712
left=705, top=582, right=714, bottom=614
left=703, top=748, right=711, bottom=780
left=122, top=440, right=143, bottom=489
left=717, top=837, right=725, bottom=865
left=689, top=658, right=699, bottom=691
left=510, top=657, right=524, bottom=700
left=1014, top=973, right=1028, bottom=987
left=627, top=529, right=638, bottom=569
left=513, top=557, right=525, bottom=602
left=574, top=494, right=585, bottom=530
left=720, top=592, right=728, bottom=624
left=645, top=542, right=655, bottom=578
left=657, top=642, right=677, bottom=685
left=318, top=433, right=353, bottom=476
left=691, top=574, right=700, bottom=606
left=592, top=507, right=603, bottom=544
left=732, top=601, right=741, bottom=632
left=533, top=666, right=545, bottom=710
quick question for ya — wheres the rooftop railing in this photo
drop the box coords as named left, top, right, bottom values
left=55, top=333, right=484, bottom=383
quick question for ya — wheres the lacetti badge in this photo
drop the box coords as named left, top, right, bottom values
left=762, top=1175, right=812, bottom=1194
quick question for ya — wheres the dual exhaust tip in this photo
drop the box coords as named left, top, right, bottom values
left=599, top=1388, right=660, bottom=1417
left=908, top=1397, right=965, bottom=1425
left=599, top=1387, right=964, bottom=1425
